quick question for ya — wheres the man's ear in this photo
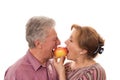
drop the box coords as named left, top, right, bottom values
left=34, top=40, right=42, bottom=49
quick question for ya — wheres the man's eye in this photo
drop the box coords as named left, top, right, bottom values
left=69, top=39, right=72, bottom=42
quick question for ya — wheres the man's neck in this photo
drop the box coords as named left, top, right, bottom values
left=29, top=48, right=47, bottom=65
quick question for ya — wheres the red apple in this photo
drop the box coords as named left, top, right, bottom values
left=54, top=47, right=68, bottom=58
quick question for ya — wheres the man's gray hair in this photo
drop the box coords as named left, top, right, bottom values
left=26, top=16, right=55, bottom=48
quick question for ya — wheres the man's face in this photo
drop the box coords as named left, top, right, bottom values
left=42, top=28, right=60, bottom=59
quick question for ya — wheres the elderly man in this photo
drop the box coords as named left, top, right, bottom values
left=4, top=16, right=60, bottom=80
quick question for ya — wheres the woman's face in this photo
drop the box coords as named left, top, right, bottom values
left=65, top=30, right=82, bottom=60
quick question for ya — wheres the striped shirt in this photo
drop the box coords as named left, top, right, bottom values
left=65, top=63, right=106, bottom=80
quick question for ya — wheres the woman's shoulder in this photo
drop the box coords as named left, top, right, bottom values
left=88, top=63, right=106, bottom=73
left=79, top=63, right=106, bottom=80
left=81, top=63, right=106, bottom=74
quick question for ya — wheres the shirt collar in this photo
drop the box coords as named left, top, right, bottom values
left=27, top=50, right=43, bottom=71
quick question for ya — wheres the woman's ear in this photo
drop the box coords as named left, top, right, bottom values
left=80, top=49, right=87, bottom=55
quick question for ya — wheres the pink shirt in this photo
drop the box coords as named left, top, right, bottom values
left=4, top=50, right=58, bottom=80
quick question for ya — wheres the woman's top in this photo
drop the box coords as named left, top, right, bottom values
left=65, top=62, right=106, bottom=80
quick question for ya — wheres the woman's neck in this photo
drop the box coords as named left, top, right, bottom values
left=70, top=58, right=96, bottom=70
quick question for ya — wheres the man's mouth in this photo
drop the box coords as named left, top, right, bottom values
left=52, top=48, right=56, bottom=56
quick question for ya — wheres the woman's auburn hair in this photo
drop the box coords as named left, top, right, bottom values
left=71, top=24, right=104, bottom=58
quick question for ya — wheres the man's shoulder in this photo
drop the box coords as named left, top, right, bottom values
left=4, top=54, right=30, bottom=77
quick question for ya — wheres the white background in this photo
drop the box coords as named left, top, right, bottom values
left=0, top=0, right=120, bottom=79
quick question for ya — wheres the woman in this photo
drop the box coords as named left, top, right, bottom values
left=54, top=24, right=106, bottom=80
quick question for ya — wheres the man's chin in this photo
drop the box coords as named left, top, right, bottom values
left=49, top=55, right=54, bottom=59
left=48, top=54, right=54, bottom=59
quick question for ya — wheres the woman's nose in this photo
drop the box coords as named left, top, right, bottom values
left=65, top=40, right=68, bottom=45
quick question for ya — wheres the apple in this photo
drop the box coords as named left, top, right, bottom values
left=54, top=47, right=68, bottom=58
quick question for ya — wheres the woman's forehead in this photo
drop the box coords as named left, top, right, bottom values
left=71, top=29, right=79, bottom=36
left=69, top=30, right=79, bottom=41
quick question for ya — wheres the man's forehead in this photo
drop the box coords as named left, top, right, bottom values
left=46, top=28, right=57, bottom=39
